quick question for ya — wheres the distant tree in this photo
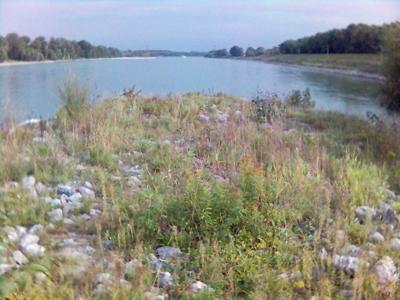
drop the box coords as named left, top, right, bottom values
left=31, top=36, right=48, bottom=58
left=255, top=47, right=265, bottom=56
left=78, top=40, right=93, bottom=58
left=230, top=46, right=244, bottom=57
left=5, top=33, right=27, bottom=60
left=206, top=49, right=229, bottom=58
left=0, top=35, right=7, bottom=62
left=382, top=22, right=400, bottom=111
left=245, top=47, right=256, bottom=57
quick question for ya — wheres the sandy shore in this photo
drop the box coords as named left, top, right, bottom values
left=0, top=60, right=57, bottom=67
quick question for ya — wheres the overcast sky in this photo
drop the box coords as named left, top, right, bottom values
left=0, top=0, right=399, bottom=51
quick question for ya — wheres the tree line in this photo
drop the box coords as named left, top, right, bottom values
left=206, top=46, right=277, bottom=58
left=0, top=33, right=122, bottom=62
left=279, top=23, right=397, bottom=54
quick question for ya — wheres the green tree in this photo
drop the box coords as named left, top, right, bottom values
left=382, top=22, right=400, bottom=111
left=0, top=35, right=7, bottom=62
left=31, top=36, right=48, bottom=58
left=245, top=47, right=256, bottom=57
left=255, top=47, right=265, bottom=56
left=229, top=45, right=244, bottom=57
left=5, top=33, right=27, bottom=60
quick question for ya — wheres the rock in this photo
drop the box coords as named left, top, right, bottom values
left=3, top=181, right=19, bottom=190
left=21, top=243, right=45, bottom=257
left=123, top=165, right=142, bottom=176
left=156, top=246, right=183, bottom=260
left=57, top=185, right=75, bottom=197
left=16, top=226, right=27, bottom=237
left=13, top=250, right=28, bottom=265
left=373, top=256, right=398, bottom=285
left=48, top=208, right=63, bottom=222
left=5, top=226, right=20, bottom=243
left=190, top=281, right=212, bottom=293
left=390, top=238, right=400, bottom=252
left=355, top=206, right=376, bottom=223
left=333, top=255, right=360, bottom=274
left=93, top=284, right=108, bottom=295
left=76, top=164, right=86, bottom=172
left=84, top=181, right=93, bottom=189
left=78, top=187, right=95, bottom=199
left=158, top=271, right=173, bottom=288
left=63, top=218, right=74, bottom=225
left=68, top=192, right=83, bottom=203
left=369, top=232, right=385, bottom=243
left=34, top=272, right=47, bottom=282
left=48, top=199, right=61, bottom=208
left=377, top=203, right=396, bottom=223
left=128, top=176, right=142, bottom=187
left=29, top=224, right=44, bottom=235
left=20, top=234, right=39, bottom=247
left=22, top=176, right=35, bottom=190
left=89, top=209, right=101, bottom=217
left=35, top=182, right=49, bottom=195
left=0, top=264, right=14, bottom=275
left=95, top=273, right=112, bottom=285
left=339, top=245, right=362, bottom=257
left=124, top=259, right=143, bottom=277
left=84, top=246, right=96, bottom=255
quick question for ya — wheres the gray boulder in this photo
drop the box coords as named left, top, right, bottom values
left=373, top=256, right=398, bottom=285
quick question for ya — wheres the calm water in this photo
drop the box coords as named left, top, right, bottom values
left=0, top=57, right=387, bottom=121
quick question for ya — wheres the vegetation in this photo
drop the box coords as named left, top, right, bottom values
left=279, top=23, right=398, bottom=55
left=0, top=33, right=122, bottom=62
left=248, top=53, right=383, bottom=75
left=1, top=82, right=400, bottom=299
left=382, top=22, right=400, bottom=111
left=229, top=46, right=244, bottom=57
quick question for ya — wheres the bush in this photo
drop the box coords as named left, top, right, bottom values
left=286, top=89, right=315, bottom=109
left=251, top=92, right=286, bottom=123
left=230, top=46, right=244, bottom=57
left=245, top=47, right=256, bottom=57
left=382, top=22, right=400, bottom=111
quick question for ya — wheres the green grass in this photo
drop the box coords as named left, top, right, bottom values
left=249, top=54, right=383, bottom=75
left=0, top=86, right=400, bottom=299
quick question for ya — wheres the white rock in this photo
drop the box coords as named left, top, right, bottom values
left=21, top=243, right=45, bottom=257
left=84, top=246, right=96, bottom=255
left=22, top=175, right=35, bottom=190
left=158, top=271, right=173, bottom=288
left=334, top=255, right=360, bottom=274
left=35, top=182, right=49, bottom=195
left=373, top=256, right=398, bottom=285
left=68, top=192, right=83, bottom=203
left=124, top=259, right=143, bottom=276
left=29, top=224, right=44, bottom=235
left=369, top=232, right=385, bottom=243
left=20, top=234, right=39, bottom=247
left=390, top=238, right=400, bottom=252
left=84, top=181, right=93, bottom=189
left=95, top=273, right=112, bottom=285
left=63, top=218, right=74, bottom=225
left=78, top=186, right=95, bottom=199
left=34, top=272, right=47, bottom=282
left=13, top=250, right=28, bottom=265
left=76, top=164, right=86, bottom=171
left=156, top=246, right=182, bottom=260
left=355, top=206, right=376, bottom=222
left=16, top=226, right=27, bottom=237
left=89, top=209, right=101, bottom=217
left=190, top=281, right=211, bottom=293
left=51, top=199, right=62, bottom=207
left=48, top=208, right=63, bottom=222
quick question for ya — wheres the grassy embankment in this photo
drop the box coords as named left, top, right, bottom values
left=248, top=54, right=383, bottom=75
left=0, top=84, right=400, bottom=299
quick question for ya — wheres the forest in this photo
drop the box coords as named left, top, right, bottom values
left=279, top=23, right=395, bottom=54
left=0, top=33, right=122, bottom=62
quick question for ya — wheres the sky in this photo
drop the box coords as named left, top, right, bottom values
left=0, top=0, right=399, bottom=51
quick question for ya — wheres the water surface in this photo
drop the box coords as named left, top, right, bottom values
left=0, top=57, right=386, bottom=121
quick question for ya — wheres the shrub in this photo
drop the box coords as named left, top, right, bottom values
left=251, top=92, right=286, bottom=123
left=382, top=22, right=400, bottom=111
left=287, top=89, right=315, bottom=109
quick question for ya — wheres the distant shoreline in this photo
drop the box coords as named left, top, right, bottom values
left=0, top=57, right=159, bottom=68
